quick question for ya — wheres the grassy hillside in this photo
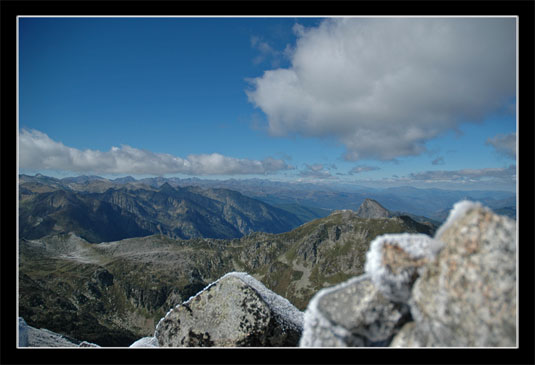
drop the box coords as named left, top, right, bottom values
left=19, top=211, right=433, bottom=346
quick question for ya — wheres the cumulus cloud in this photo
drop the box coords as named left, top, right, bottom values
left=19, top=129, right=293, bottom=176
left=246, top=17, right=516, bottom=161
left=348, top=165, right=380, bottom=174
left=431, top=157, right=445, bottom=165
left=486, top=132, right=516, bottom=159
left=408, top=165, right=516, bottom=182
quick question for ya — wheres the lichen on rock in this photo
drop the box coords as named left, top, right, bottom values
left=154, top=272, right=303, bottom=347
left=405, top=201, right=517, bottom=347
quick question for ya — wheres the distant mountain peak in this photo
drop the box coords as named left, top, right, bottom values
left=159, top=182, right=175, bottom=191
left=113, top=176, right=136, bottom=183
left=356, top=198, right=391, bottom=219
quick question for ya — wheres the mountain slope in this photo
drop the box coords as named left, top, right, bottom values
left=18, top=189, right=154, bottom=243
left=19, top=183, right=303, bottom=242
left=19, top=209, right=434, bottom=346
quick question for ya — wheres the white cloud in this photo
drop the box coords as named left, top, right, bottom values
left=246, top=17, right=516, bottom=161
left=431, top=157, right=445, bottom=165
left=18, top=129, right=293, bottom=176
left=298, top=163, right=336, bottom=179
left=486, top=132, right=516, bottom=159
left=348, top=165, right=380, bottom=174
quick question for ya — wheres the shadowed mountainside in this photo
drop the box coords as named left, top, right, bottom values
left=19, top=182, right=303, bottom=243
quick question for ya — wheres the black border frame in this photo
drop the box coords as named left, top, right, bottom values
left=2, top=1, right=534, bottom=364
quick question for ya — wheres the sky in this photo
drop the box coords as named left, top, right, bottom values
left=18, top=17, right=517, bottom=192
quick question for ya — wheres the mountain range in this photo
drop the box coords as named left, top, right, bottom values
left=19, top=179, right=304, bottom=243
left=17, top=173, right=515, bottom=346
left=19, top=204, right=434, bottom=346
left=19, top=174, right=516, bottom=222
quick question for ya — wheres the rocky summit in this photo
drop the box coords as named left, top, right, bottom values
left=356, top=198, right=391, bottom=219
left=19, top=200, right=516, bottom=348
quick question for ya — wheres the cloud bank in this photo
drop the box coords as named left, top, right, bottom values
left=408, top=165, right=516, bottom=183
left=246, top=17, right=516, bottom=161
left=19, top=129, right=293, bottom=176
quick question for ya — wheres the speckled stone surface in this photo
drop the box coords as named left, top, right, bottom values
left=155, top=273, right=303, bottom=347
left=404, top=204, right=517, bottom=347
left=299, top=275, right=410, bottom=347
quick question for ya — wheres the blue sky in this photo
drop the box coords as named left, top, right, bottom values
left=18, top=17, right=517, bottom=191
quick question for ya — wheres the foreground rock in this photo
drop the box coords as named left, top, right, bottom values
left=395, top=201, right=517, bottom=347
left=18, top=317, right=99, bottom=347
left=300, top=200, right=517, bottom=347
left=18, top=318, right=29, bottom=347
left=365, top=233, right=443, bottom=302
left=299, top=274, right=410, bottom=347
left=155, top=272, right=303, bottom=347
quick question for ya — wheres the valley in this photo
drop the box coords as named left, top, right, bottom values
left=17, top=174, right=515, bottom=347
left=19, top=204, right=433, bottom=346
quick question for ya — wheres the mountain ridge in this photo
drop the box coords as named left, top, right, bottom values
left=19, top=174, right=516, bottom=222
left=19, top=182, right=303, bottom=243
left=19, top=208, right=434, bottom=346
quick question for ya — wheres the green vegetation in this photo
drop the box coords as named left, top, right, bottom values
left=19, top=210, right=433, bottom=345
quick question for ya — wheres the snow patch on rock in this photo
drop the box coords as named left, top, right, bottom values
left=435, top=200, right=483, bottom=239
left=299, top=275, right=368, bottom=347
left=155, top=271, right=303, bottom=341
left=365, top=233, right=443, bottom=302
left=224, top=272, right=304, bottom=330
left=129, top=336, right=159, bottom=348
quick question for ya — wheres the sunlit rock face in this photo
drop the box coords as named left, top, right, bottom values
left=402, top=202, right=517, bottom=347
left=155, top=272, right=303, bottom=347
